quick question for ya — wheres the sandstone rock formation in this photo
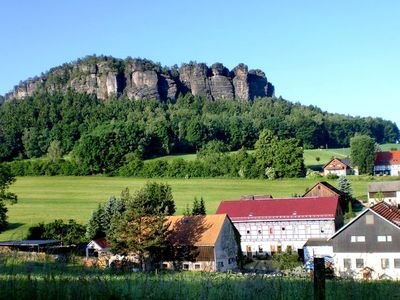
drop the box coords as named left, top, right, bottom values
left=3, top=56, right=274, bottom=103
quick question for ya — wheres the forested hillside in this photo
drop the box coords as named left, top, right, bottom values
left=0, top=90, right=398, bottom=166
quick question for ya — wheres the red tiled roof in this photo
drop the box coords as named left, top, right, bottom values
left=216, top=196, right=339, bottom=221
left=371, top=201, right=400, bottom=227
left=93, top=237, right=109, bottom=249
left=375, top=151, right=400, bottom=166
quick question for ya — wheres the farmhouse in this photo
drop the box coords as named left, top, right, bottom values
left=368, top=181, right=400, bottom=206
left=323, top=158, right=358, bottom=176
left=303, top=181, right=344, bottom=198
left=163, top=214, right=239, bottom=272
left=216, top=196, right=343, bottom=257
left=374, top=151, right=400, bottom=176
left=330, top=201, right=400, bottom=280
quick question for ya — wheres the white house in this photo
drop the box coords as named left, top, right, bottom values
left=368, top=181, right=400, bottom=206
left=323, top=158, right=358, bottom=177
left=86, top=237, right=110, bottom=257
left=374, top=151, right=400, bottom=176
left=330, top=202, right=400, bottom=280
left=216, top=196, right=343, bottom=257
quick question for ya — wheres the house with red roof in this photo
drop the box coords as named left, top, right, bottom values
left=216, top=196, right=343, bottom=257
left=323, top=158, right=358, bottom=177
left=374, top=151, right=400, bottom=176
left=330, top=201, right=400, bottom=280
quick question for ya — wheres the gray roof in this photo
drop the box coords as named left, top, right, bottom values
left=304, top=238, right=332, bottom=247
left=0, top=240, right=61, bottom=247
left=368, top=181, right=400, bottom=192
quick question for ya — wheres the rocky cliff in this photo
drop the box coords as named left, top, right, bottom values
left=4, top=56, right=274, bottom=102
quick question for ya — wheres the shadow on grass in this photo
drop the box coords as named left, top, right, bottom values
left=6, top=223, right=24, bottom=231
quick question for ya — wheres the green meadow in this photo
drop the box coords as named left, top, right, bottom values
left=1, top=175, right=391, bottom=241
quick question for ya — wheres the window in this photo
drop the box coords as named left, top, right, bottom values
left=381, top=258, right=389, bottom=269
left=258, top=245, right=263, bottom=253
left=356, top=259, right=364, bottom=268
left=246, top=230, right=250, bottom=234
left=394, top=259, right=400, bottom=268
left=366, top=215, right=374, bottom=224
left=269, top=227, right=273, bottom=234
left=258, top=230, right=262, bottom=234
left=194, top=264, right=201, bottom=270
left=183, top=264, right=189, bottom=270
left=351, top=236, right=365, bottom=242
left=343, top=258, right=352, bottom=270
left=217, top=261, right=224, bottom=268
left=281, top=227, right=285, bottom=231
left=162, top=263, right=168, bottom=269
left=377, top=235, right=393, bottom=242
left=228, top=258, right=236, bottom=264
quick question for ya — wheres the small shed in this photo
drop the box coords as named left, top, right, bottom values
left=86, top=238, right=110, bottom=257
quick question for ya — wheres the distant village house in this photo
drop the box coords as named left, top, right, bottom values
left=374, top=151, right=400, bottom=176
left=323, top=158, right=358, bottom=176
left=368, top=181, right=400, bottom=207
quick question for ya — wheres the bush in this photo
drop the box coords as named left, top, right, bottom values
left=326, top=173, right=339, bottom=180
left=271, top=252, right=301, bottom=270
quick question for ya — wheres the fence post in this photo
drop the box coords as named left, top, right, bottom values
left=314, top=257, right=325, bottom=300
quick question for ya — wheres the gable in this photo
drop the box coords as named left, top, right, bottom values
left=303, top=182, right=343, bottom=198
left=331, top=210, right=400, bottom=253
left=323, top=158, right=349, bottom=171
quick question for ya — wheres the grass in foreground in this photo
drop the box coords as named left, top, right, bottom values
left=0, top=257, right=399, bottom=300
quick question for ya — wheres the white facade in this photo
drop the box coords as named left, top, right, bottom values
left=235, top=219, right=336, bottom=256
left=334, top=252, right=400, bottom=280
left=374, top=164, right=400, bottom=176
left=303, top=245, right=333, bottom=263
left=368, top=191, right=400, bottom=206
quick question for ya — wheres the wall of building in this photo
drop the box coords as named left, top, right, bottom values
left=304, top=245, right=333, bottom=263
left=374, top=164, right=400, bottom=176
left=162, top=260, right=215, bottom=272
left=334, top=252, right=400, bottom=280
left=214, top=218, right=239, bottom=272
left=234, top=219, right=336, bottom=255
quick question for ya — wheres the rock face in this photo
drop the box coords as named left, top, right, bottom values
left=3, top=56, right=275, bottom=103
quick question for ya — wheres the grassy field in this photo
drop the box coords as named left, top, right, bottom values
left=1, top=175, right=394, bottom=241
left=1, top=257, right=399, bottom=300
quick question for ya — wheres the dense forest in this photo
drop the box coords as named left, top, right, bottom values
left=0, top=90, right=398, bottom=165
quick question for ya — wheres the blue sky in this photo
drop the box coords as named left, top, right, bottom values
left=1, top=0, right=399, bottom=125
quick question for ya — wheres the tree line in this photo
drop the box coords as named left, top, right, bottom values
left=0, top=90, right=398, bottom=164
left=5, top=130, right=306, bottom=179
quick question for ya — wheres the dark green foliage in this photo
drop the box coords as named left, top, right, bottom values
left=0, top=89, right=398, bottom=167
left=254, top=130, right=305, bottom=178
left=350, top=134, right=376, bottom=175
left=108, top=183, right=176, bottom=270
left=192, top=197, right=206, bottom=215
left=337, top=176, right=354, bottom=214
left=271, top=252, right=301, bottom=270
left=0, top=202, right=7, bottom=231
left=26, top=219, right=86, bottom=245
left=128, top=182, right=175, bottom=215
left=86, top=196, right=125, bottom=240
left=0, top=164, right=17, bottom=232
